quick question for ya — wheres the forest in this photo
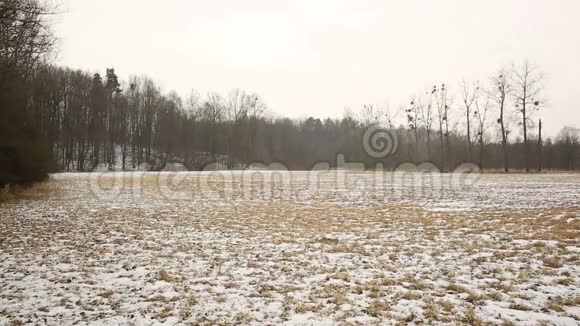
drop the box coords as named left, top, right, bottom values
left=17, top=64, right=580, bottom=172
left=1, top=0, right=579, bottom=186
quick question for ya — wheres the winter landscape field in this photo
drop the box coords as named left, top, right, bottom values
left=0, top=171, right=578, bottom=325
left=4, top=0, right=580, bottom=325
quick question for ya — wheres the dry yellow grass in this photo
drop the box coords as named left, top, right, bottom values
left=0, top=181, right=56, bottom=202
left=1, top=173, right=578, bottom=325
left=367, top=299, right=391, bottom=317
left=158, top=270, right=179, bottom=282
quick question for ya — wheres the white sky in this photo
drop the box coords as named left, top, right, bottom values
left=54, top=0, right=579, bottom=137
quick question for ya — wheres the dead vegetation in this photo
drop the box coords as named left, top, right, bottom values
left=0, top=173, right=578, bottom=325
left=158, top=270, right=179, bottom=283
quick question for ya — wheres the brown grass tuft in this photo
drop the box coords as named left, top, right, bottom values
left=367, top=299, right=391, bottom=317
left=158, top=270, right=179, bottom=282
left=461, top=307, right=484, bottom=325
left=542, top=256, right=562, bottom=268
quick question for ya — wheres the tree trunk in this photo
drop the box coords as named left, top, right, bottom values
left=522, top=98, right=529, bottom=172
left=439, top=124, right=445, bottom=172
left=500, top=99, right=509, bottom=172
left=466, top=109, right=472, bottom=161
left=537, top=119, right=542, bottom=172
left=445, top=121, right=450, bottom=172
left=479, top=140, right=484, bottom=170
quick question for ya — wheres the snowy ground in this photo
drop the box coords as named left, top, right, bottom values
left=0, top=172, right=579, bottom=325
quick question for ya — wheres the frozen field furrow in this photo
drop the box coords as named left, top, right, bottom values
left=0, top=172, right=578, bottom=325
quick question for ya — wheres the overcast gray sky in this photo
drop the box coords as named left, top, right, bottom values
left=55, top=0, right=579, bottom=137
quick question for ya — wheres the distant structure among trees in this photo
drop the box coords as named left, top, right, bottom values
left=1, top=1, right=579, bottom=187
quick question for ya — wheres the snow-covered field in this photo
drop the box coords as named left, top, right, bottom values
left=1, top=172, right=579, bottom=325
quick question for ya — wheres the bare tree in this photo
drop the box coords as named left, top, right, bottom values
left=460, top=79, right=480, bottom=161
left=537, top=119, right=542, bottom=172
left=382, top=104, right=398, bottom=130
left=511, top=61, right=544, bottom=172
left=185, top=89, right=201, bottom=115
left=488, top=68, right=512, bottom=172
left=141, top=78, right=160, bottom=164
left=420, top=90, right=435, bottom=160
left=248, top=94, right=266, bottom=119
left=404, top=97, right=421, bottom=157
left=227, top=89, right=250, bottom=124
left=127, top=77, right=142, bottom=168
left=226, top=89, right=251, bottom=164
left=0, top=0, right=56, bottom=83
left=556, top=126, right=579, bottom=170
left=203, top=92, right=225, bottom=156
left=474, top=94, right=492, bottom=168
left=434, top=83, right=451, bottom=171
left=0, top=0, right=58, bottom=185
left=359, top=104, right=382, bottom=128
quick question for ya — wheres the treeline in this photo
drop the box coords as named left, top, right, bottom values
left=1, top=0, right=54, bottom=185
left=24, top=65, right=580, bottom=172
